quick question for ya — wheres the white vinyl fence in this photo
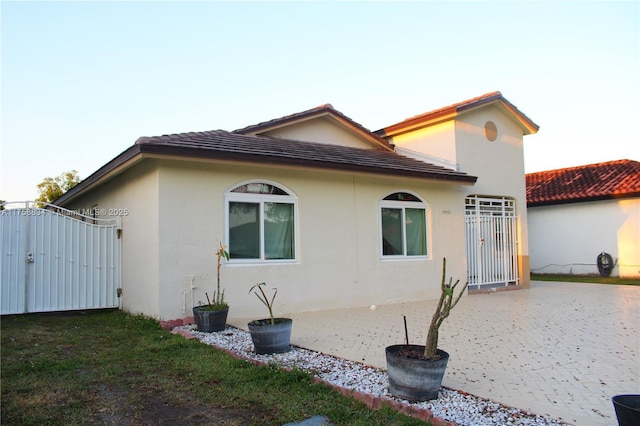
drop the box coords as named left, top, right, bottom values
left=1, top=202, right=121, bottom=314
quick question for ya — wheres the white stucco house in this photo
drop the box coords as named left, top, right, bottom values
left=526, top=159, right=640, bottom=278
left=55, top=92, right=539, bottom=320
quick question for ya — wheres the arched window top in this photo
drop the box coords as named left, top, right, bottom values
left=382, top=192, right=424, bottom=203
left=227, top=180, right=295, bottom=197
left=225, top=180, right=297, bottom=262
left=231, top=183, right=288, bottom=195
left=380, top=191, right=428, bottom=257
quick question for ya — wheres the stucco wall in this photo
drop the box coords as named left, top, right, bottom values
left=64, top=161, right=161, bottom=317
left=390, top=121, right=457, bottom=164
left=454, top=107, right=531, bottom=286
left=154, top=159, right=469, bottom=320
left=528, top=198, right=640, bottom=278
left=387, top=106, right=531, bottom=287
left=259, top=117, right=375, bottom=149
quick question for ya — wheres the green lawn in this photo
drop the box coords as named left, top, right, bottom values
left=531, top=273, right=640, bottom=285
left=1, top=310, right=427, bottom=426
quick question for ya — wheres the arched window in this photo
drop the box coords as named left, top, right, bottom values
left=380, top=192, right=428, bottom=257
left=225, top=181, right=297, bottom=262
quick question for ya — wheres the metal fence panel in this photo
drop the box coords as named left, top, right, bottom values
left=1, top=203, right=120, bottom=314
left=465, top=196, right=519, bottom=289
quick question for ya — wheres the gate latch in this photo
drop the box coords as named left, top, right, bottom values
left=26, top=252, right=34, bottom=263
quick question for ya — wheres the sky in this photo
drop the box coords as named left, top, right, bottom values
left=1, top=1, right=639, bottom=202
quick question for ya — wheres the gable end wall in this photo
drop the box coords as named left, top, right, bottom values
left=259, top=118, right=376, bottom=149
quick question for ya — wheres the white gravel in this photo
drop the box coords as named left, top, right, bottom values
left=176, top=325, right=566, bottom=426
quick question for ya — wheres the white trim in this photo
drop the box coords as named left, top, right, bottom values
left=464, top=195, right=519, bottom=288
left=379, top=191, right=429, bottom=259
left=224, top=180, right=298, bottom=264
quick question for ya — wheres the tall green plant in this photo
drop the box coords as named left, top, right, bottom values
left=424, top=258, right=468, bottom=359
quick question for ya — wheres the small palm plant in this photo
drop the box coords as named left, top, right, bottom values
left=247, top=282, right=292, bottom=353
left=423, top=258, right=468, bottom=359
left=249, top=282, right=277, bottom=325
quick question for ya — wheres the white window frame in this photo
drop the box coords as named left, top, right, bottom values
left=224, top=180, right=298, bottom=264
left=379, top=191, right=429, bottom=259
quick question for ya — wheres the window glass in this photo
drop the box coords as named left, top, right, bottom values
left=381, top=192, right=428, bottom=257
left=264, top=203, right=294, bottom=259
left=229, top=202, right=260, bottom=259
left=406, top=208, right=426, bottom=255
left=383, top=192, right=421, bottom=202
left=382, top=208, right=403, bottom=255
left=226, top=182, right=296, bottom=262
left=232, top=183, right=288, bottom=195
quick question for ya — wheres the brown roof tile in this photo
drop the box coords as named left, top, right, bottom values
left=135, top=129, right=476, bottom=183
left=526, top=159, right=640, bottom=206
left=57, top=126, right=478, bottom=207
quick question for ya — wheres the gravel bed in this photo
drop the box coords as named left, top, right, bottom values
left=176, top=325, right=565, bottom=426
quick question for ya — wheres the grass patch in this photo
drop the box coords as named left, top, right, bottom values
left=531, top=273, right=640, bottom=285
left=1, top=310, right=427, bottom=425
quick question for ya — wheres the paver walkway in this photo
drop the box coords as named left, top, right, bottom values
left=230, top=281, right=639, bottom=425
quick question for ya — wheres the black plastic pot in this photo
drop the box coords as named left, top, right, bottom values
left=385, top=344, right=449, bottom=401
left=192, top=306, right=229, bottom=332
left=612, top=394, right=640, bottom=426
left=248, top=318, right=293, bottom=354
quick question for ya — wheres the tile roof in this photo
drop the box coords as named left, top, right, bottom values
left=56, top=129, right=477, bottom=205
left=526, top=159, right=640, bottom=207
left=135, top=130, right=476, bottom=182
left=378, top=91, right=539, bottom=137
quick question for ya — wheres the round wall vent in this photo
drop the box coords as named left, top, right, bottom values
left=484, top=121, right=498, bottom=141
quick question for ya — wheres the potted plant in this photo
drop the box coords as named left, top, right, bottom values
left=193, top=242, right=230, bottom=332
left=247, top=282, right=293, bottom=354
left=612, top=394, right=640, bottom=426
left=385, top=257, right=468, bottom=401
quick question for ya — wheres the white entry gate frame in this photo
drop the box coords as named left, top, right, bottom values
left=465, top=195, right=519, bottom=289
left=0, top=202, right=121, bottom=315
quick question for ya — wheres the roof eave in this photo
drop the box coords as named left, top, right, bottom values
left=137, top=143, right=478, bottom=184
left=461, top=98, right=539, bottom=135
left=379, top=93, right=539, bottom=137
left=528, top=192, right=640, bottom=207
left=378, top=110, right=458, bottom=137
left=54, top=146, right=143, bottom=206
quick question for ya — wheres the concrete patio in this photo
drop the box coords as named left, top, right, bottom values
left=229, top=281, right=639, bottom=425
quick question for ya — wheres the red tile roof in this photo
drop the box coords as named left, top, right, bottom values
left=526, top=159, right=640, bottom=207
left=378, top=91, right=539, bottom=137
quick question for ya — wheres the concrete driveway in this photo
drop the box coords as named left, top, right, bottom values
left=232, top=281, right=639, bottom=425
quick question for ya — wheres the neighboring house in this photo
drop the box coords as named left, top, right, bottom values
left=526, top=159, right=640, bottom=278
left=55, top=92, right=538, bottom=320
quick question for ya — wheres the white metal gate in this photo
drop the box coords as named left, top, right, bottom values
left=464, top=196, right=518, bottom=289
left=1, top=202, right=121, bottom=314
